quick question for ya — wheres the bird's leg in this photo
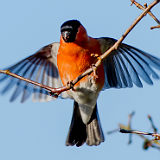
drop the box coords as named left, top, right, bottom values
left=49, top=92, right=59, bottom=98
left=90, top=53, right=102, bottom=80
left=91, top=64, right=98, bottom=80
left=67, top=80, right=75, bottom=91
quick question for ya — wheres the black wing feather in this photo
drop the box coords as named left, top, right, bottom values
left=0, top=42, right=69, bottom=102
left=97, top=37, right=160, bottom=89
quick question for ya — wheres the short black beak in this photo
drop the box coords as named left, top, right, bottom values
left=62, top=31, right=72, bottom=42
left=61, top=29, right=76, bottom=43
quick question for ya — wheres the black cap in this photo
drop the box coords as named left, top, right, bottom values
left=60, top=20, right=81, bottom=42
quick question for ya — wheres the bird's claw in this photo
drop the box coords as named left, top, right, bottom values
left=49, top=91, right=59, bottom=98
left=67, top=81, right=75, bottom=90
left=91, top=64, right=98, bottom=80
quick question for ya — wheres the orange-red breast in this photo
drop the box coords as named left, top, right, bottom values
left=1, top=20, right=160, bottom=146
left=57, top=20, right=105, bottom=146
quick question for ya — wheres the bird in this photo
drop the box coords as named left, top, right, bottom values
left=0, top=19, right=160, bottom=147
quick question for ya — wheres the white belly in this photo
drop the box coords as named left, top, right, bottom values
left=67, top=75, right=101, bottom=124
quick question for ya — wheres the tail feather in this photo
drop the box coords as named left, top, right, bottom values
left=66, top=101, right=104, bottom=147
left=86, top=104, right=104, bottom=146
left=66, top=101, right=86, bottom=147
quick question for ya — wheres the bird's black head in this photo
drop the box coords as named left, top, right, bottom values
left=60, top=20, right=81, bottom=42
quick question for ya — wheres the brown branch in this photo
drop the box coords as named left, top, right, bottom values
left=128, top=111, right=135, bottom=144
left=107, top=129, right=119, bottom=135
left=150, top=24, right=160, bottom=29
left=148, top=115, right=158, bottom=133
left=0, top=70, right=68, bottom=97
left=108, top=112, right=160, bottom=150
left=107, top=111, right=135, bottom=144
left=0, top=0, right=160, bottom=96
left=120, top=114, right=160, bottom=150
left=120, top=128, right=160, bottom=140
left=130, top=0, right=160, bottom=29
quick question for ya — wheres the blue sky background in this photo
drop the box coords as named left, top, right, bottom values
left=0, top=0, right=160, bottom=160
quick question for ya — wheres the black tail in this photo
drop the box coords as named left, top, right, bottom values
left=66, top=101, right=104, bottom=147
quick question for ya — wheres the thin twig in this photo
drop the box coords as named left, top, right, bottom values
left=0, top=0, right=159, bottom=96
left=107, top=129, right=119, bottom=135
left=108, top=112, right=160, bottom=150
left=128, top=111, right=135, bottom=129
left=120, top=128, right=153, bottom=136
left=130, top=0, right=160, bottom=24
left=107, top=111, right=135, bottom=144
left=130, top=0, right=160, bottom=29
left=120, top=129, right=160, bottom=140
left=148, top=115, right=158, bottom=133
left=128, top=111, right=135, bottom=144
left=0, top=70, right=68, bottom=97
left=150, top=24, right=160, bottom=29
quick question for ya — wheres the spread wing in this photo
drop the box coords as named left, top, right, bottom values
left=97, top=37, right=160, bottom=89
left=0, top=42, right=69, bottom=102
